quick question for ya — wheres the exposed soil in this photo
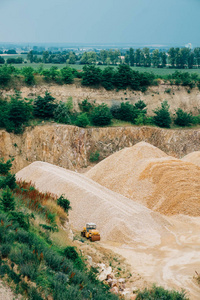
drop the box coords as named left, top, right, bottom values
left=1, top=82, right=200, bottom=114
left=16, top=142, right=200, bottom=299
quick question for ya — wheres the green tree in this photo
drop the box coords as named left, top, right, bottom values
left=174, top=108, right=193, bottom=126
left=27, top=51, right=34, bottom=63
left=143, top=48, right=151, bottom=67
left=1, top=186, right=15, bottom=212
left=75, top=113, right=89, bottom=128
left=82, top=65, right=102, bottom=86
left=42, top=51, right=49, bottom=63
left=152, top=49, right=160, bottom=67
left=5, top=92, right=32, bottom=134
left=194, top=48, right=200, bottom=68
left=129, top=48, right=135, bottom=66
left=67, top=52, right=76, bottom=64
left=135, top=49, right=141, bottom=66
left=102, top=67, right=115, bottom=90
left=0, top=57, right=5, bottom=64
left=161, top=51, right=167, bottom=68
left=60, top=67, right=74, bottom=84
left=91, top=103, right=112, bottom=126
left=168, top=47, right=176, bottom=67
left=21, top=67, right=34, bottom=85
left=57, top=195, right=71, bottom=213
left=80, top=52, right=89, bottom=64
left=33, top=91, right=57, bottom=119
left=100, top=50, right=108, bottom=64
left=153, top=101, right=171, bottom=128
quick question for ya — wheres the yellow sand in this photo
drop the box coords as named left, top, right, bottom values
left=86, top=142, right=200, bottom=216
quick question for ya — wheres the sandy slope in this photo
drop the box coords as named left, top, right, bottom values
left=16, top=161, right=169, bottom=247
left=182, top=151, right=200, bottom=167
left=86, top=142, right=200, bottom=216
left=16, top=158, right=200, bottom=299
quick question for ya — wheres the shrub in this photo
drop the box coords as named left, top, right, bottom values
left=115, top=102, right=140, bottom=124
left=34, top=91, right=57, bottom=119
left=54, top=101, right=71, bottom=124
left=0, top=243, right=11, bottom=258
left=21, top=67, right=34, bottom=85
left=82, top=65, right=102, bottom=86
left=60, top=67, right=74, bottom=84
left=89, top=151, right=100, bottom=162
left=5, top=93, right=32, bottom=134
left=134, top=100, right=147, bottom=111
left=174, top=108, right=193, bottom=127
left=0, top=172, right=16, bottom=190
left=101, top=67, right=115, bottom=90
left=78, top=99, right=94, bottom=114
left=136, top=285, right=188, bottom=300
left=153, top=101, right=171, bottom=128
left=1, top=186, right=15, bottom=212
left=57, top=195, right=71, bottom=213
left=75, top=113, right=89, bottom=128
left=0, top=66, right=11, bottom=86
left=0, top=158, right=13, bottom=175
left=91, top=103, right=112, bottom=126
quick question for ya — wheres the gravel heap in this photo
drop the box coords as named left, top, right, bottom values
left=16, top=161, right=169, bottom=246
left=86, top=142, right=200, bottom=216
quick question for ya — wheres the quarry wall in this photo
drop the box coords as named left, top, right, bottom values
left=1, top=124, right=200, bottom=173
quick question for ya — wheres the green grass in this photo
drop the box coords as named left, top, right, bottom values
left=3, top=61, right=200, bottom=76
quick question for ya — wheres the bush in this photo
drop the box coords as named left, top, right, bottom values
left=34, top=91, right=57, bottom=119
left=60, top=67, right=74, bottom=84
left=0, top=66, right=11, bottom=86
left=21, top=67, right=34, bottom=85
left=0, top=158, right=13, bottom=175
left=82, top=65, right=102, bottom=86
left=136, top=285, right=188, bottom=300
left=153, top=101, right=171, bottom=128
left=102, top=67, right=115, bottom=90
left=57, top=195, right=71, bottom=213
left=78, top=99, right=94, bottom=114
left=115, top=102, right=140, bottom=124
left=174, top=108, right=193, bottom=127
left=54, top=101, right=71, bottom=124
left=5, top=93, right=32, bottom=134
left=89, top=151, right=100, bottom=162
left=75, top=113, right=89, bottom=128
left=0, top=172, right=16, bottom=190
left=0, top=243, right=11, bottom=258
left=91, top=103, right=112, bottom=126
left=1, top=186, right=15, bottom=212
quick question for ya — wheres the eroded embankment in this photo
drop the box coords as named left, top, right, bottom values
left=1, top=124, right=200, bottom=173
left=1, top=83, right=200, bottom=115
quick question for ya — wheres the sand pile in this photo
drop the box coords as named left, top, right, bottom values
left=16, top=161, right=170, bottom=246
left=86, top=142, right=200, bottom=216
left=182, top=151, right=200, bottom=167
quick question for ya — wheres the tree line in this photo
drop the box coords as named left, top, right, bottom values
left=1, top=47, right=200, bottom=69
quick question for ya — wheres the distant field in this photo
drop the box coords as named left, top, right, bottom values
left=2, top=58, right=200, bottom=76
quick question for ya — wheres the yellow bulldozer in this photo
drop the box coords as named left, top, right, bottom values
left=81, top=223, right=100, bottom=242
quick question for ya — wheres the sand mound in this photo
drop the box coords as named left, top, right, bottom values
left=16, top=161, right=170, bottom=246
left=86, top=142, right=200, bottom=216
left=182, top=151, right=200, bottom=167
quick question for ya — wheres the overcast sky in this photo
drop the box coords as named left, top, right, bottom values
left=0, top=0, right=199, bottom=46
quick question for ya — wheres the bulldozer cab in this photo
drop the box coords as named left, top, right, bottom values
left=86, top=223, right=96, bottom=232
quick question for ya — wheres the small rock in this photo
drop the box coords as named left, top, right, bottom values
left=111, top=279, right=118, bottom=287
left=107, top=273, right=114, bottom=280
left=132, top=286, right=138, bottom=293
left=120, top=288, right=131, bottom=297
left=98, top=266, right=112, bottom=281
left=86, top=255, right=93, bottom=266
left=118, top=278, right=126, bottom=284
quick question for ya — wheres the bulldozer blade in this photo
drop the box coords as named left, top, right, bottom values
left=90, top=235, right=100, bottom=242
